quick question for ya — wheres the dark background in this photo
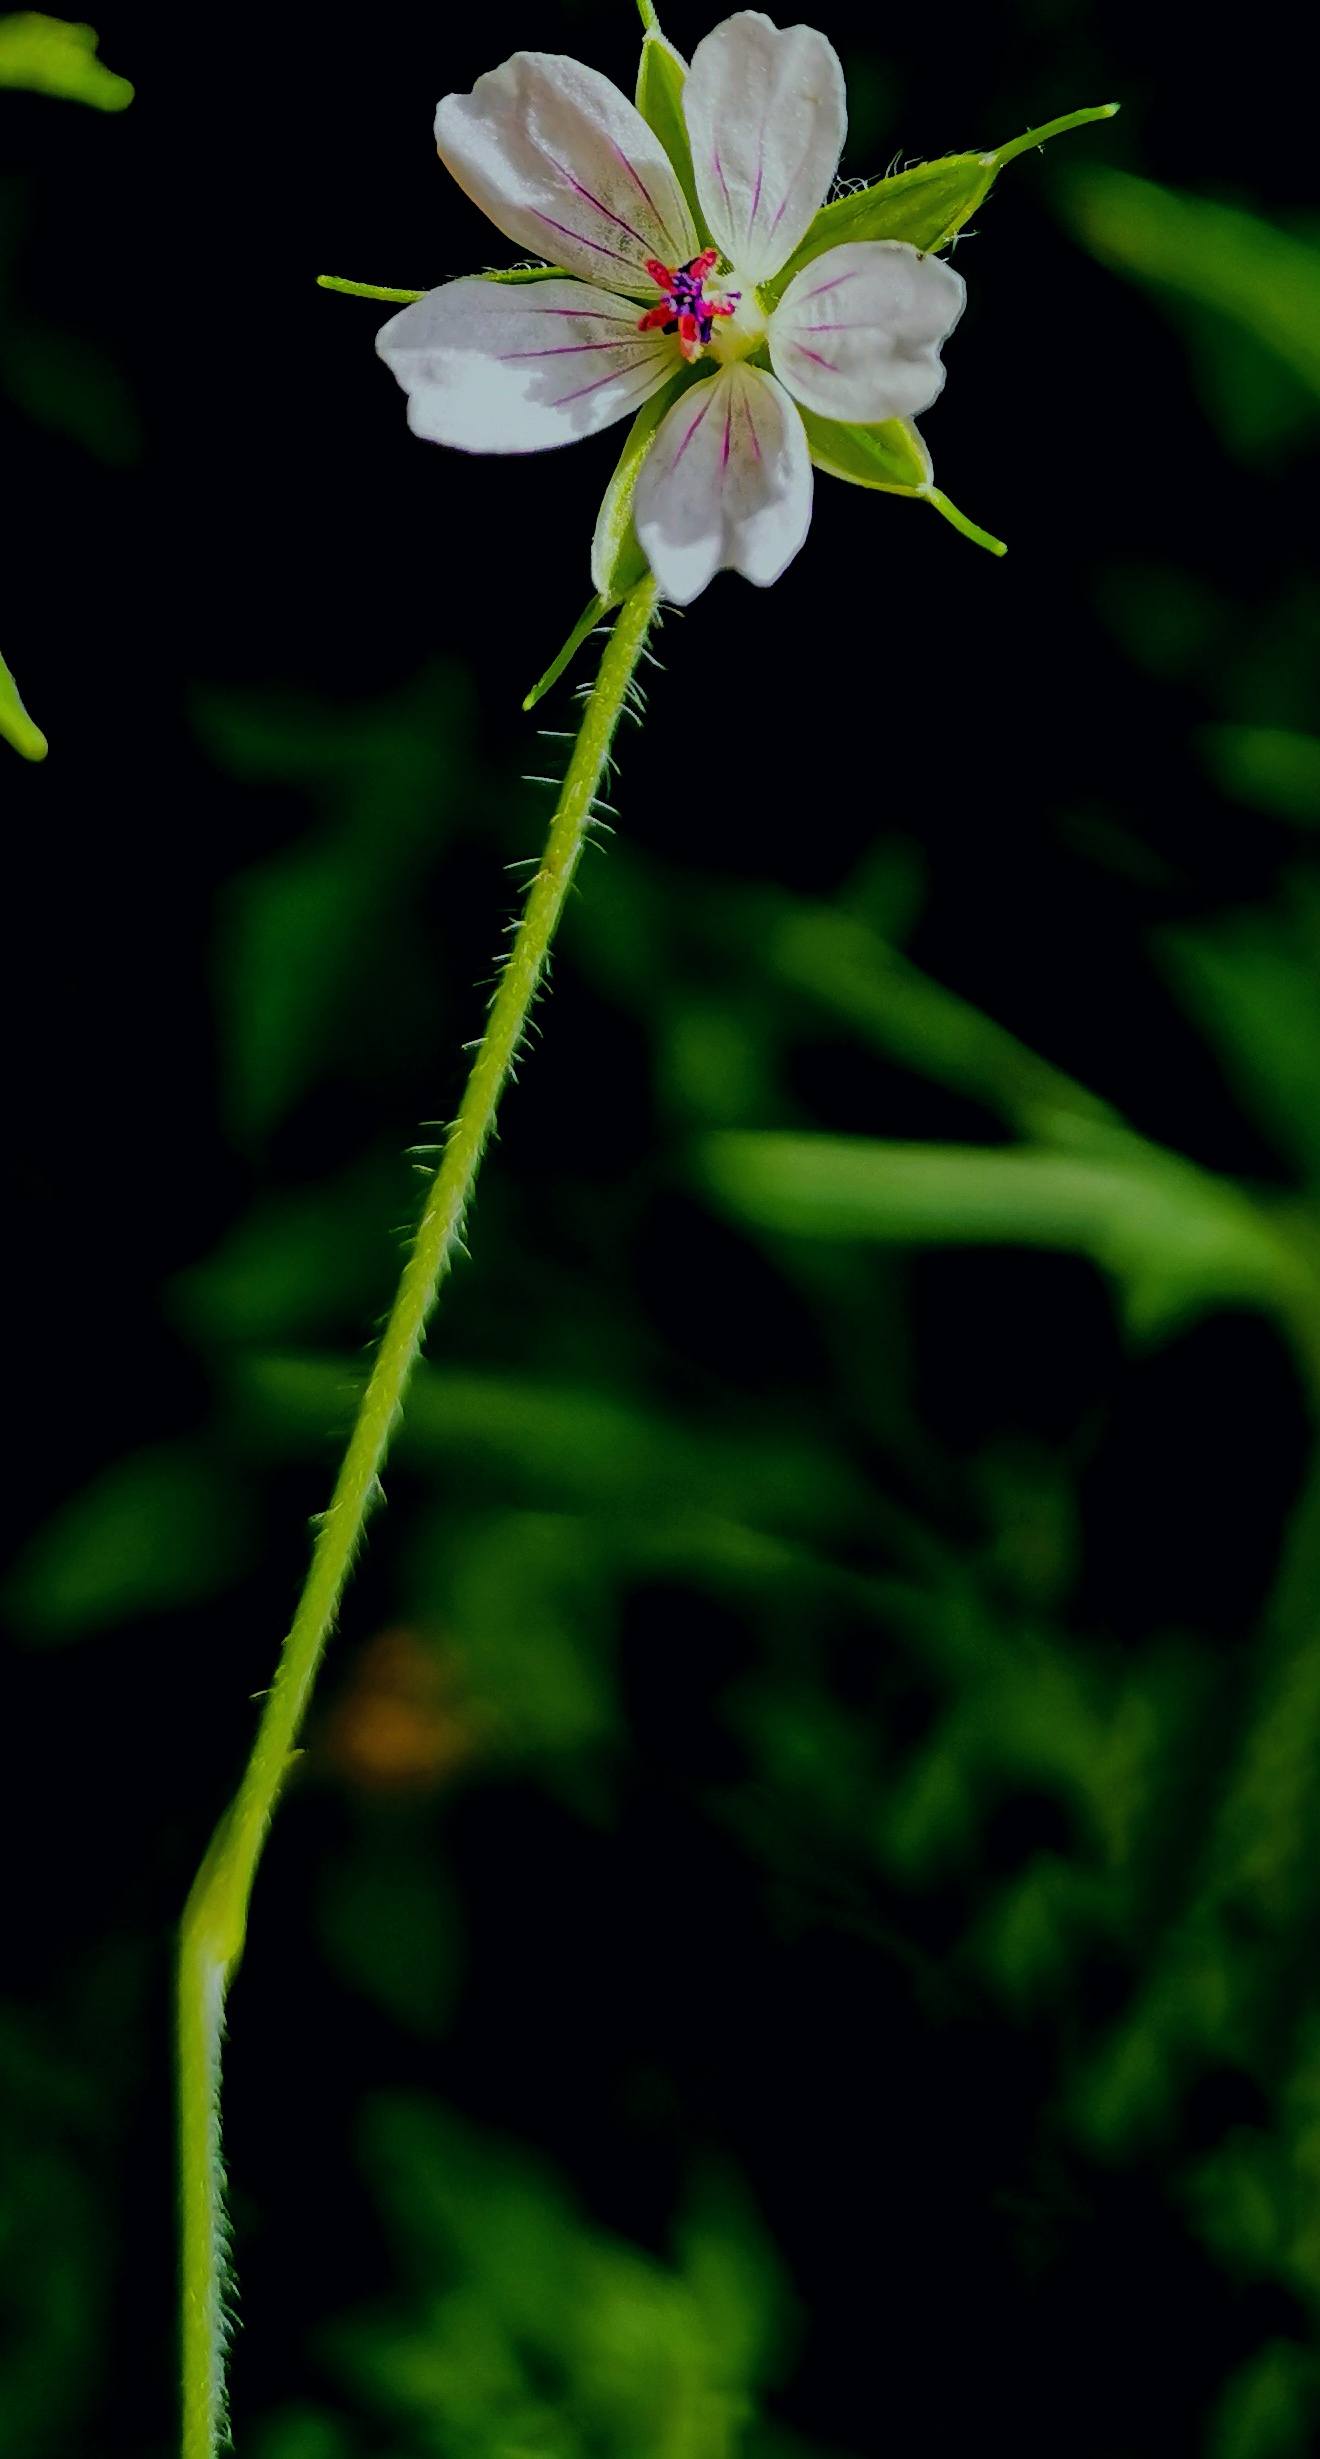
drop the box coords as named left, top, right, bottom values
left=4, top=1, right=1320, bottom=2453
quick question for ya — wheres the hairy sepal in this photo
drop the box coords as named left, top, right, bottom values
left=765, top=103, right=1119, bottom=301
left=799, top=408, right=1006, bottom=555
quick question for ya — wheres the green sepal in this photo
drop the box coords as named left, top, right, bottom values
left=319, top=265, right=571, bottom=306
left=318, top=275, right=426, bottom=303
left=483, top=262, right=572, bottom=285
left=797, top=408, right=1006, bottom=555
left=591, top=366, right=700, bottom=603
left=797, top=408, right=932, bottom=493
left=1, top=649, right=48, bottom=762
left=634, top=29, right=710, bottom=245
left=765, top=103, right=1119, bottom=301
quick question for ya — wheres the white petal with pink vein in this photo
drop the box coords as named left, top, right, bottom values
left=681, top=11, right=847, bottom=284
left=769, top=239, right=966, bottom=423
left=376, top=277, right=681, bottom=452
left=434, top=52, right=698, bottom=300
left=633, top=363, right=813, bottom=604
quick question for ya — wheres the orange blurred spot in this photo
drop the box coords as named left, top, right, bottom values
left=321, top=1626, right=475, bottom=1793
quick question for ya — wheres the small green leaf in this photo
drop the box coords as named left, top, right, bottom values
left=590, top=370, right=692, bottom=602
left=634, top=29, right=708, bottom=242
left=767, top=103, right=1118, bottom=299
left=0, top=12, right=133, bottom=108
left=0, top=648, right=47, bottom=760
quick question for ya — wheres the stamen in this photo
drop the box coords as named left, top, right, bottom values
left=636, top=252, right=741, bottom=362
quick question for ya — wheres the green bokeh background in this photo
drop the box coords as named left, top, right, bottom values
left=3, top=1, right=1320, bottom=2451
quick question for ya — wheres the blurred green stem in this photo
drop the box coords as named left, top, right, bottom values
left=177, top=575, right=660, bottom=2459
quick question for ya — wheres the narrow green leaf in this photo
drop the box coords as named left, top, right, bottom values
left=317, top=274, right=426, bottom=303
left=590, top=369, right=693, bottom=602
left=635, top=30, right=709, bottom=242
left=523, top=596, right=608, bottom=712
left=1, top=649, right=47, bottom=761
left=0, top=12, right=133, bottom=109
left=767, top=102, right=1118, bottom=299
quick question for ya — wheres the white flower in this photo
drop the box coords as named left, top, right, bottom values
left=377, top=11, right=965, bottom=605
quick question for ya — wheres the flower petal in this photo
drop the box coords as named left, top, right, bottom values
left=435, top=52, right=699, bottom=299
left=376, top=277, right=681, bottom=452
left=682, top=12, right=846, bottom=285
left=769, top=239, right=966, bottom=421
left=633, top=363, right=812, bottom=604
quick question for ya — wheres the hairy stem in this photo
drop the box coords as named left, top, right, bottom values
left=177, top=573, right=660, bottom=2459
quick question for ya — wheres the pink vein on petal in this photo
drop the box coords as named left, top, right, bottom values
left=540, top=149, right=654, bottom=254
left=721, top=392, right=733, bottom=468
left=740, top=385, right=763, bottom=461
left=796, top=270, right=858, bottom=301
left=669, top=388, right=714, bottom=469
left=532, top=211, right=639, bottom=270
left=554, top=358, right=667, bottom=408
left=611, top=143, right=682, bottom=259
left=499, top=339, right=656, bottom=360
left=712, top=147, right=735, bottom=231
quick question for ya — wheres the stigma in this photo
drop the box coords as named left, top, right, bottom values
left=637, top=248, right=742, bottom=362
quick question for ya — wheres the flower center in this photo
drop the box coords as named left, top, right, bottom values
left=637, top=249, right=742, bottom=363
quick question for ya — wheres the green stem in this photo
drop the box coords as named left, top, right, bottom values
left=177, top=572, right=660, bottom=2459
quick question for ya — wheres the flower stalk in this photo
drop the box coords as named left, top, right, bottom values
left=177, top=573, right=660, bottom=2459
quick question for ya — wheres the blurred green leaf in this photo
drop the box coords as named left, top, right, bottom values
left=1063, top=169, right=1320, bottom=403
left=339, top=2097, right=785, bottom=2457
left=1201, top=725, right=1320, bottom=827
left=200, top=672, right=470, bottom=1141
left=8, top=1444, right=251, bottom=1640
left=700, top=1131, right=1300, bottom=1337
left=0, top=12, right=132, bottom=108
left=1161, top=889, right=1320, bottom=1181
left=763, top=901, right=1120, bottom=1146
left=1212, top=2345, right=1316, bottom=2459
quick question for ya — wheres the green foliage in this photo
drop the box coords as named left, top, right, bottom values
left=7, top=1443, right=252, bottom=1640
left=334, top=2098, right=785, bottom=2458
left=0, top=12, right=132, bottom=108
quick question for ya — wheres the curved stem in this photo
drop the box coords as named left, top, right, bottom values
left=177, top=572, right=660, bottom=2459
